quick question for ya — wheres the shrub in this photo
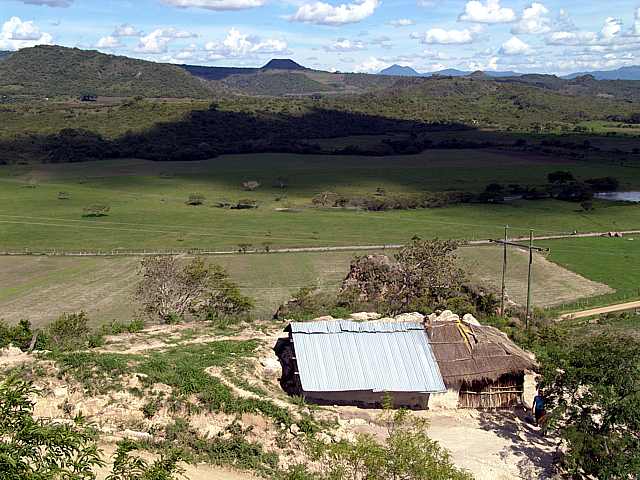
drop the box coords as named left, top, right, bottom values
left=0, top=319, right=42, bottom=351
left=46, top=311, right=99, bottom=351
left=82, top=204, right=110, bottom=217
left=307, top=408, right=473, bottom=480
left=186, top=193, right=205, bottom=206
left=0, top=377, right=104, bottom=478
left=585, top=176, right=619, bottom=192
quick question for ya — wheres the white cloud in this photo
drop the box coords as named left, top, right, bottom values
left=0, top=17, right=53, bottom=50
left=288, top=0, right=379, bottom=26
left=113, top=24, right=142, bottom=37
left=546, top=30, right=597, bottom=46
left=412, top=28, right=477, bottom=45
left=96, top=36, right=123, bottom=49
left=324, top=38, right=366, bottom=51
left=512, top=3, right=551, bottom=35
left=161, top=0, right=265, bottom=10
left=353, top=56, right=389, bottom=73
left=204, top=28, right=288, bottom=59
left=388, top=19, right=415, bottom=27
left=18, top=0, right=72, bottom=6
left=136, top=28, right=197, bottom=54
left=633, top=7, right=640, bottom=36
left=600, top=17, right=622, bottom=40
left=459, top=0, right=516, bottom=24
left=500, top=36, right=531, bottom=55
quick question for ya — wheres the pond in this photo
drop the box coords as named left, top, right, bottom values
left=594, top=192, right=640, bottom=203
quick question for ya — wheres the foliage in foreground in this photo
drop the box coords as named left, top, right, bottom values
left=290, top=408, right=472, bottom=480
left=136, top=257, right=253, bottom=324
left=0, top=377, right=183, bottom=480
left=540, top=334, right=640, bottom=479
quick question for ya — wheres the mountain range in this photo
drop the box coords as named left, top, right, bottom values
left=379, top=63, right=640, bottom=81
left=2, top=45, right=640, bottom=101
left=379, top=64, right=521, bottom=78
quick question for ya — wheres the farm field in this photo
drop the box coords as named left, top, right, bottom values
left=540, top=236, right=640, bottom=311
left=0, top=244, right=614, bottom=327
left=1, top=150, right=640, bottom=251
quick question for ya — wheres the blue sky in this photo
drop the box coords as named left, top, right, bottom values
left=1, top=0, right=639, bottom=74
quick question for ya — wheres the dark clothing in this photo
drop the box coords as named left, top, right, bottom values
left=533, top=395, right=545, bottom=424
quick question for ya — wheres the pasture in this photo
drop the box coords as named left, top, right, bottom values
left=0, top=243, right=614, bottom=327
left=1, top=150, right=640, bottom=251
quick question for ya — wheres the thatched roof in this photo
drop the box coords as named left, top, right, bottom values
left=427, top=321, right=537, bottom=386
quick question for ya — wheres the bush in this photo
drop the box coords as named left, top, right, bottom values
left=585, top=176, right=619, bottom=192
left=46, top=311, right=99, bottom=351
left=0, top=319, right=42, bottom=351
left=0, top=377, right=104, bottom=478
left=307, top=408, right=473, bottom=480
left=186, top=193, right=205, bottom=206
left=82, top=204, right=110, bottom=217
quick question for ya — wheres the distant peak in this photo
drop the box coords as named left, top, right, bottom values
left=379, top=64, right=420, bottom=76
left=261, top=58, right=305, bottom=70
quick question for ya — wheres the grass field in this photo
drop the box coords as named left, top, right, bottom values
left=540, top=236, right=640, bottom=311
left=1, top=151, right=640, bottom=251
left=0, top=244, right=613, bottom=327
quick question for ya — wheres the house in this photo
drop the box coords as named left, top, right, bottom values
left=276, top=314, right=536, bottom=409
left=80, top=94, right=98, bottom=102
left=426, top=317, right=537, bottom=409
left=275, top=320, right=446, bottom=408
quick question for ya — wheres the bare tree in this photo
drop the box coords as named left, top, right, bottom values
left=135, top=257, right=252, bottom=323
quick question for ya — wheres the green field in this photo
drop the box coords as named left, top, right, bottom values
left=540, top=236, right=640, bottom=311
left=1, top=151, right=640, bottom=251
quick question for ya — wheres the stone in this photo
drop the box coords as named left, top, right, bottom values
left=313, top=315, right=335, bottom=321
left=122, top=429, right=153, bottom=442
left=436, top=310, right=459, bottom=322
left=261, top=357, right=281, bottom=377
left=350, top=312, right=382, bottom=321
left=290, top=424, right=300, bottom=435
left=1, top=345, right=23, bottom=357
left=462, top=313, right=481, bottom=326
left=316, top=432, right=332, bottom=444
left=394, top=312, right=425, bottom=323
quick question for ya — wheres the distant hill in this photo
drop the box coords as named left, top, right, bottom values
left=261, top=58, right=305, bottom=70
left=0, top=45, right=212, bottom=98
left=378, top=65, right=522, bottom=78
left=563, top=66, right=640, bottom=81
left=0, top=51, right=12, bottom=62
left=379, top=65, right=421, bottom=77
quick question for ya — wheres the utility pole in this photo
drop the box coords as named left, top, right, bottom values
left=500, top=225, right=508, bottom=316
left=490, top=230, right=549, bottom=329
left=525, top=229, right=533, bottom=329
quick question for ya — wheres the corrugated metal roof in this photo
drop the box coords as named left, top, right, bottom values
left=290, top=320, right=446, bottom=393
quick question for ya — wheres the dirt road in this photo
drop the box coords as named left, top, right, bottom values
left=559, top=300, right=640, bottom=320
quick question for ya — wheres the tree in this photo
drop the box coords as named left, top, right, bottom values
left=83, top=204, right=110, bottom=217
left=540, top=335, right=640, bottom=479
left=136, top=257, right=252, bottom=323
left=547, top=171, right=575, bottom=184
left=0, top=377, right=104, bottom=479
left=392, top=238, right=467, bottom=311
left=186, top=193, right=205, bottom=206
left=308, top=408, right=472, bottom=480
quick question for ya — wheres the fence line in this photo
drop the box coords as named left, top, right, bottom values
left=1, top=229, right=639, bottom=258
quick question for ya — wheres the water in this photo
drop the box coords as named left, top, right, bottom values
left=594, top=192, right=640, bottom=203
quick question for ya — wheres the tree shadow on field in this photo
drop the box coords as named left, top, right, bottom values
left=478, top=409, right=558, bottom=479
left=0, top=105, right=474, bottom=166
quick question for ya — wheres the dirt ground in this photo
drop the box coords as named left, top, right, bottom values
left=1, top=319, right=557, bottom=480
left=0, top=245, right=613, bottom=327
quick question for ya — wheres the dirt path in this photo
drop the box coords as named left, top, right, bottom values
left=559, top=300, right=640, bottom=320
left=2, top=230, right=639, bottom=257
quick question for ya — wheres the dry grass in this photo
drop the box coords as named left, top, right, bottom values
left=0, top=245, right=613, bottom=327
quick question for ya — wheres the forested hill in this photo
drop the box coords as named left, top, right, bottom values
left=0, top=45, right=212, bottom=98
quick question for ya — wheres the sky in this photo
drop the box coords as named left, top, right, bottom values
left=1, top=0, right=640, bottom=74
